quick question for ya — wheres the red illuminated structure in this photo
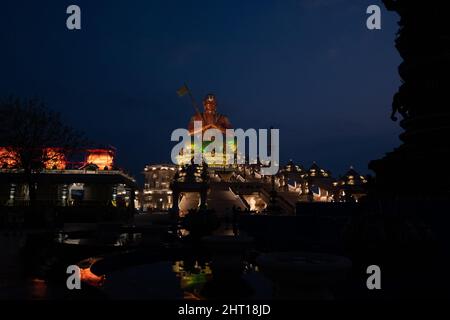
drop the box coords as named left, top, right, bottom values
left=0, top=147, right=19, bottom=168
left=0, top=146, right=116, bottom=171
left=0, top=146, right=136, bottom=212
left=43, top=148, right=67, bottom=170
left=85, top=148, right=115, bottom=170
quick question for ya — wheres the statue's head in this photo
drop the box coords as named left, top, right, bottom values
left=203, top=94, right=217, bottom=114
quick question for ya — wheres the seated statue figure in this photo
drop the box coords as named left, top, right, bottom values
left=188, top=94, right=232, bottom=133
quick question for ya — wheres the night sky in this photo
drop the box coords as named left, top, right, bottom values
left=1, top=0, right=402, bottom=183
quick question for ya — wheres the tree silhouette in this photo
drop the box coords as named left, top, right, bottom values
left=0, top=96, right=86, bottom=205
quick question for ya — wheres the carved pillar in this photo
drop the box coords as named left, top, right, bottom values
left=370, top=1, right=450, bottom=198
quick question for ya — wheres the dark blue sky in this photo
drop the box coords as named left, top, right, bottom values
left=1, top=0, right=402, bottom=182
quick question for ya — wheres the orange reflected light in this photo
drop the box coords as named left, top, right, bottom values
left=80, top=267, right=105, bottom=287
left=78, top=258, right=106, bottom=287
left=86, top=149, right=114, bottom=170
left=43, top=148, right=66, bottom=170
left=30, top=278, right=48, bottom=299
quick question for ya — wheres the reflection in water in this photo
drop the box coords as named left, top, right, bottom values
left=172, top=261, right=212, bottom=300
left=77, top=258, right=270, bottom=300
left=78, top=258, right=106, bottom=287
left=29, top=278, right=47, bottom=299
left=178, top=229, right=190, bottom=237
left=171, top=261, right=265, bottom=300
left=244, top=263, right=259, bottom=273
left=99, top=261, right=182, bottom=299
left=56, top=232, right=143, bottom=247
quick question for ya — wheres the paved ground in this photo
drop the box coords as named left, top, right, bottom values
left=0, top=232, right=28, bottom=298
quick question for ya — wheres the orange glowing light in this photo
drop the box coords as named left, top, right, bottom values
left=43, top=148, right=66, bottom=170
left=30, top=278, right=48, bottom=299
left=86, top=149, right=114, bottom=170
left=78, top=258, right=106, bottom=287
left=0, top=147, right=19, bottom=168
left=80, top=267, right=106, bottom=287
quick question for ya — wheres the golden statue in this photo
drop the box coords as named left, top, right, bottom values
left=177, top=93, right=234, bottom=167
left=188, top=94, right=232, bottom=134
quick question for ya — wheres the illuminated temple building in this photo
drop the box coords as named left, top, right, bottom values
left=142, top=94, right=368, bottom=215
left=0, top=147, right=137, bottom=208
left=142, top=164, right=176, bottom=211
left=176, top=94, right=237, bottom=169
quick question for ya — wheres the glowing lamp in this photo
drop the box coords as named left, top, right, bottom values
left=86, top=149, right=114, bottom=170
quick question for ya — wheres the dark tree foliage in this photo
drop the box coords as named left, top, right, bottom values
left=0, top=96, right=86, bottom=203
